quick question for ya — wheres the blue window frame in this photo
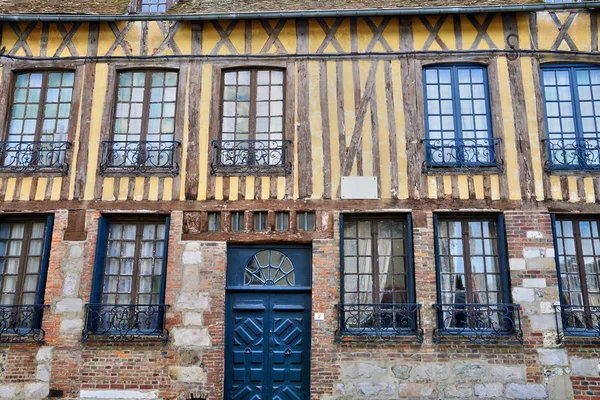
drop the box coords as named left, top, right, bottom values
left=84, top=215, right=170, bottom=342
left=541, top=65, right=600, bottom=171
left=422, top=65, right=502, bottom=170
left=432, top=214, right=523, bottom=343
left=336, top=214, right=423, bottom=342
left=0, top=216, right=53, bottom=342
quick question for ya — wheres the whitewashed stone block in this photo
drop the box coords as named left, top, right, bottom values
left=168, top=366, right=207, bottom=382
left=176, top=293, right=209, bottom=311
left=358, top=382, right=395, bottom=396
left=59, top=318, right=83, bottom=333
left=341, top=362, right=387, bottom=379
left=69, top=245, right=83, bottom=258
left=61, top=272, right=80, bottom=297
left=80, top=389, right=159, bottom=399
left=527, top=231, right=544, bottom=239
left=182, top=251, right=203, bottom=265
left=182, top=312, right=204, bottom=326
left=504, top=384, right=547, bottom=399
left=523, top=278, right=546, bottom=288
left=36, top=346, right=53, bottom=363
left=523, top=247, right=542, bottom=259
left=571, top=358, right=600, bottom=377
left=537, top=349, right=568, bottom=366
left=0, top=385, right=19, bottom=398
left=512, top=288, right=535, bottom=303
left=474, top=383, right=504, bottom=398
left=55, top=298, right=83, bottom=313
left=530, top=315, right=557, bottom=331
left=509, top=258, right=526, bottom=271
left=172, top=327, right=211, bottom=347
left=24, top=383, right=49, bottom=399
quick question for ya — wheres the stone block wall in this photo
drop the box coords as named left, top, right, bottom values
left=0, top=209, right=597, bottom=399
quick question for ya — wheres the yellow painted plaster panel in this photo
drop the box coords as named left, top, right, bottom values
left=261, top=177, right=270, bottom=200
left=585, top=177, right=595, bottom=203
left=568, top=176, right=578, bottom=202
left=229, top=177, right=239, bottom=201
left=413, top=16, right=456, bottom=51
left=355, top=17, right=399, bottom=53
left=428, top=176, right=437, bottom=199
left=537, top=12, right=591, bottom=51
left=550, top=175, right=562, bottom=200
left=277, top=177, right=286, bottom=199
left=197, top=64, right=212, bottom=200
left=18, top=178, right=32, bottom=201
left=496, top=58, right=521, bottom=200
left=308, top=61, right=324, bottom=199
left=246, top=176, right=256, bottom=200
left=215, top=176, right=223, bottom=200
left=473, top=175, right=484, bottom=199
left=309, top=18, right=351, bottom=53
left=517, top=14, right=532, bottom=50
left=4, top=178, right=15, bottom=202
left=102, top=177, right=115, bottom=201
left=50, top=177, right=62, bottom=201
left=490, top=175, right=500, bottom=200
left=148, top=177, right=159, bottom=201
left=444, top=175, right=452, bottom=196
left=203, top=20, right=245, bottom=55
left=133, top=177, right=144, bottom=201
left=118, top=178, right=129, bottom=200
left=162, top=178, right=173, bottom=201
left=35, top=177, right=47, bottom=201
left=250, top=20, right=296, bottom=54
left=458, top=175, right=469, bottom=199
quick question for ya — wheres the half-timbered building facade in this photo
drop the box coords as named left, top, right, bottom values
left=0, top=0, right=598, bottom=399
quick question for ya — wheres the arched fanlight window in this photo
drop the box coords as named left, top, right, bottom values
left=244, top=250, right=295, bottom=286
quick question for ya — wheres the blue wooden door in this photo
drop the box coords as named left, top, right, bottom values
left=224, top=245, right=312, bottom=400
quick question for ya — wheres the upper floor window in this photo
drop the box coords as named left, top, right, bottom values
left=211, top=68, right=292, bottom=175
left=541, top=65, right=600, bottom=171
left=0, top=217, right=53, bottom=343
left=337, top=215, right=422, bottom=342
left=433, top=215, right=522, bottom=343
left=3, top=71, right=74, bottom=174
left=553, top=216, right=600, bottom=338
left=83, top=216, right=170, bottom=343
left=132, top=0, right=175, bottom=13
left=422, top=65, right=502, bottom=171
left=100, top=70, right=180, bottom=175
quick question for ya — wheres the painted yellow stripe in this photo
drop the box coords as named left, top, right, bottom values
left=309, top=61, right=324, bottom=199
left=443, top=176, right=452, bottom=196
left=458, top=176, right=469, bottom=200
left=4, top=178, right=15, bottom=202
left=473, top=176, right=484, bottom=200
left=246, top=176, right=255, bottom=200
left=427, top=176, right=437, bottom=199
left=277, top=177, right=286, bottom=199
left=584, top=177, right=595, bottom=203
left=148, top=177, right=159, bottom=201
left=215, top=177, right=223, bottom=200
left=162, top=178, right=173, bottom=201
left=360, top=60, right=373, bottom=178
left=496, top=58, right=521, bottom=201
left=197, top=64, right=213, bottom=200
left=392, top=60, right=408, bottom=199
left=261, top=177, right=270, bottom=200
left=229, top=176, right=239, bottom=201
left=133, top=177, right=144, bottom=201
left=490, top=175, right=500, bottom=200
left=550, top=175, right=562, bottom=201
left=568, top=176, right=578, bottom=202
left=84, top=63, right=108, bottom=200
left=51, top=177, right=62, bottom=201
left=19, top=178, right=32, bottom=201
left=102, top=177, right=115, bottom=201
left=35, top=177, right=48, bottom=201
left=118, top=178, right=129, bottom=201
left=327, top=61, right=341, bottom=198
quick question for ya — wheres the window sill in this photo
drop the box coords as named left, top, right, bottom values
left=335, top=330, right=423, bottom=344
left=422, top=166, right=504, bottom=175
left=98, top=168, right=180, bottom=177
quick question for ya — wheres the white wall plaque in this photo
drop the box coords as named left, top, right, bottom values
left=340, top=176, right=378, bottom=199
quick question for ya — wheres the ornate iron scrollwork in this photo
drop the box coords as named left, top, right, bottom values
left=99, top=141, right=181, bottom=175
left=542, top=138, right=600, bottom=171
left=0, top=305, right=48, bottom=344
left=244, top=250, right=295, bottom=286
left=421, top=137, right=504, bottom=172
left=82, top=304, right=169, bottom=344
left=433, top=303, right=523, bottom=344
left=554, top=304, right=600, bottom=344
left=0, top=141, right=71, bottom=174
left=211, top=140, right=292, bottom=175
left=335, top=303, right=423, bottom=343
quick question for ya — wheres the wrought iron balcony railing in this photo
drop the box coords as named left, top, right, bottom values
left=0, top=304, right=48, bottom=343
left=0, top=141, right=70, bottom=174
left=554, top=304, right=600, bottom=343
left=433, top=303, right=523, bottom=344
left=335, top=303, right=423, bottom=343
left=211, top=140, right=292, bottom=175
left=421, top=137, right=504, bottom=172
left=542, top=138, right=600, bottom=171
left=82, top=304, right=169, bottom=343
left=99, top=141, right=180, bottom=175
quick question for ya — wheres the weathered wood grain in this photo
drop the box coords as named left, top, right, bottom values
left=383, top=60, right=399, bottom=199
left=319, top=61, right=332, bottom=199
left=296, top=19, right=312, bottom=199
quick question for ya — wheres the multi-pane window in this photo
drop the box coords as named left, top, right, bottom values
left=341, top=216, right=412, bottom=330
left=215, top=69, right=288, bottom=171
left=103, top=70, right=179, bottom=173
left=297, top=212, right=316, bottom=232
left=5, top=71, right=74, bottom=169
left=423, top=65, right=498, bottom=168
left=0, top=218, right=53, bottom=333
left=139, top=0, right=172, bottom=13
left=553, top=216, right=600, bottom=330
left=88, top=217, right=169, bottom=336
left=541, top=65, right=600, bottom=170
left=434, top=215, right=511, bottom=331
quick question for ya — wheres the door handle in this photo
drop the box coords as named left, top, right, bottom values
left=269, top=330, right=274, bottom=347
